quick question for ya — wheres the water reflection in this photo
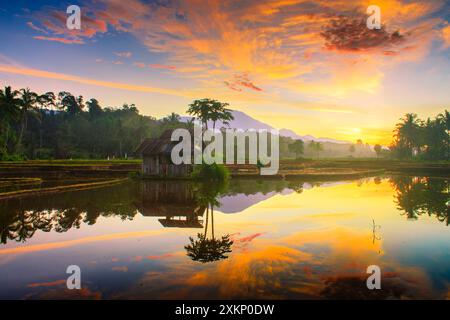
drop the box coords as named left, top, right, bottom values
left=0, top=176, right=448, bottom=245
left=0, top=176, right=449, bottom=299
left=0, top=183, right=139, bottom=244
left=185, top=183, right=233, bottom=263
left=390, top=176, right=449, bottom=225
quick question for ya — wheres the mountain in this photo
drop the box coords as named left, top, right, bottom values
left=181, top=110, right=349, bottom=144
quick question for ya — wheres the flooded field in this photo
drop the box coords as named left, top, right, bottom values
left=0, top=176, right=448, bottom=299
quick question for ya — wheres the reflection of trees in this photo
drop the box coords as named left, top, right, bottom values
left=0, top=182, right=139, bottom=244
left=185, top=182, right=233, bottom=263
left=390, top=176, right=449, bottom=225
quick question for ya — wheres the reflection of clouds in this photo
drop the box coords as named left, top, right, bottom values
left=0, top=229, right=168, bottom=255
left=25, top=279, right=103, bottom=300
left=26, top=287, right=102, bottom=300
left=27, top=279, right=66, bottom=288
left=112, top=266, right=128, bottom=272
left=115, top=226, right=437, bottom=299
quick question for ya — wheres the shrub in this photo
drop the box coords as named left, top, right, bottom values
left=191, top=163, right=230, bottom=182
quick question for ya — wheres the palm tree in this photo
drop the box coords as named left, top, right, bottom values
left=38, top=92, right=56, bottom=111
left=394, top=113, right=422, bottom=158
left=209, top=101, right=233, bottom=131
left=187, top=98, right=234, bottom=132
left=0, top=86, right=20, bottom=120
left=0, top=86, right=21, bottom=154
left=58, top=91, right=83, bottom=114
left=187, top=98, right=213, bottom=130
left=16, top=88, right=39, bottom=152
left=161, top=112, right=181, bottom=125
left=37, top=92, right=56, bottom=149
left=184, top=182, right=233, bottom=263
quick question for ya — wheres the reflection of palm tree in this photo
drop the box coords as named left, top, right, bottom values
left=185, top=182, right=233, bottom=263
left=390, top=176, right=449, bottom=225
left=13, top=212, right=37, bottom=242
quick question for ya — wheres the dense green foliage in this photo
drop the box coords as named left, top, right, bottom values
left=191, top=163, right=230, bottom=181
left=0, top=86, right=185, bottom=160
left=390, top=111, right=449, bottom=160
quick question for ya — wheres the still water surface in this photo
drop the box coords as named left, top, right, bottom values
left=0, top=176, right=449, bottom=299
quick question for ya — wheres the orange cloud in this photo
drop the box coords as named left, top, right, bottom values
left=82, top=0, right=444, bottom=100
left=147, top=253, right=174, bottom=260
left=0, top=65, right=186, bottom=98
left=442, top=25, right=450, bottom=48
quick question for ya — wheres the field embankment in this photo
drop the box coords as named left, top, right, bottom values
left=0, top=160, right=141, bottom=179
left=0, top=178, right=128, bottom=200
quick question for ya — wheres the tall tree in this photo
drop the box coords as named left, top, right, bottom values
left=394, top=113, right=422, bottom=158
left=0, top=86, right=21, bottom=154
left=289, top=139, right=304, bottom=159
left=86, top=98, right=102, bottom=117
left=16, top=88, right=39, bottom=152
left=187, top=98, right=234, bottom=131
left=308, top=141, right=323, bottom=159
left=58, top=92, right=83, bottom=114
left=374, top=144, right=382, bottom=158
left=161, top=112, right=181, bottom=125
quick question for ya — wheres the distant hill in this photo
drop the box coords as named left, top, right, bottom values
left=181, top=110, right=349, bottom=143
left=179, top=109, right=375, bottom=158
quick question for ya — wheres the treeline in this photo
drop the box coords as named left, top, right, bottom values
left=391, top=112, right=449, bottom=160
left=0, top=86, right=187, bottom=160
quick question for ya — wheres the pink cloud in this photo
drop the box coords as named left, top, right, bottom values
left=29, top=8, right=109, bottom=45
left=225, top=74, right=262, bottom=92
left=27, top=21, right=48, bottom=34
left=133, top=62, right=146, bottom=68
left=33, top=36, right=84, bottom=44
left=114, top=51, right=132, bottom=58
left=149, top=64, right=176, bottom=70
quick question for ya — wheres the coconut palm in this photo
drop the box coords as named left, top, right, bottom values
left=161, top=112, right=181, bottom=125
left=394, top=113, right=422, bottom=158
left=16, top=88, right=39, bottom=152
left=0, top=86, right=21, bottom=154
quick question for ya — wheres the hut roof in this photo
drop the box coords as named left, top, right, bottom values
left=158, top=219, right=203, bottom=228
left=134, top=128, right=195, bottom=156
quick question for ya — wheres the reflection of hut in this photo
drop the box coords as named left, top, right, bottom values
left=136, top=181, right=205, bottom=228
left=135, top=129, right=193, bottom=177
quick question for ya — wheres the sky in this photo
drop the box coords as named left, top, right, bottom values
left=0, top=0, right=449, bottom=145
